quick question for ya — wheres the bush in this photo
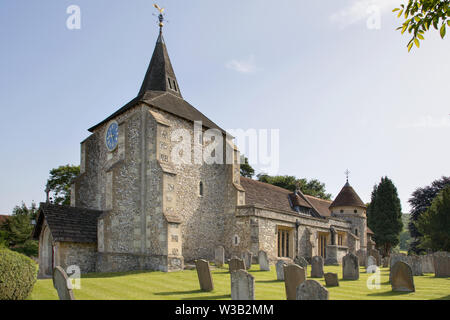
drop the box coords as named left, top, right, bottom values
left=11, top=240, right=39, bottom=257
left=0, top=247, right=38, bottom=300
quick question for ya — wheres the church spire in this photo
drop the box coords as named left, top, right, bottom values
left=138, top=5, right=182, bottom=98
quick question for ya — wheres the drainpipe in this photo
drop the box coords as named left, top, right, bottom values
left=295, top=219, right=301, bottom=258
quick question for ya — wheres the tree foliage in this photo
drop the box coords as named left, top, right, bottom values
left=408, top=176, right=450, bottom=254
left=256, top=174, right=332, bottom=200
left=415, top=186, right=450, bottom=251
left=393, top=0, right=449, bottom=51
left=46, top=164, right=80, bottom=205
left=240, top=157, right=255, bottom=178
left=367, top=177, right=403, bottom=256
left=0, top=203, right=39, bottom=257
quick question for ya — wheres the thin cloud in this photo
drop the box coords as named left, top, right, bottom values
left=330, top=0, right=405, bottom=28
left=397, top=115, right=450, bottom=129
left=226, top=55, right=257, bottom=74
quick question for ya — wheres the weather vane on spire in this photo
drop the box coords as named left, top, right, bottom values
left=345, top=169, right=350, bottom=183
left=153, top=4, right=165, bottom=31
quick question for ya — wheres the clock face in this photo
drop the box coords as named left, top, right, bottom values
left=105, top=121, right=119, bottom=151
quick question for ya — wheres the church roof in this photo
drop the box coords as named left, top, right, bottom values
left=88, top=32, right=225, bottom=134
left=329, top=181, right=366, bottom=209
left=32, top=203, right=103, bottom=243
left=240, top=177, right=332, bottom=218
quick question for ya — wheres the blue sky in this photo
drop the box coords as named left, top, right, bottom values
left=0, top=0, right=449, bottom=214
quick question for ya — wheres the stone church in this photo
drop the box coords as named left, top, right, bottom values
left=33, top=26, right=374, bottom=277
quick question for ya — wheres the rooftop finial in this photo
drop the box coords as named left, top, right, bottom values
left=345, top=169, right=350, bottom=184
left=153, top=3, right=165, bottom=32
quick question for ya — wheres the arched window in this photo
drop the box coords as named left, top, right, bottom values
left=199, top=182, right=203, bottom=196
left=354, top=209, right=358, bottom=213
left=355, top=228, right=358, bottom=236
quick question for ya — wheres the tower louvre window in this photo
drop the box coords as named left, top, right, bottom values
left=173, top=80, right=177, bottom=91
left=168, top=77, right=172, bottom=89
left=199, top=181, right=203, bottom=196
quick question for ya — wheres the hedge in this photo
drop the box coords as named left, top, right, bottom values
left=0, top=247, right=38, bottom=300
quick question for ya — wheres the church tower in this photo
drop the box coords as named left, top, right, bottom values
left=70, top=8, right=241, bottom=273
left=329, top=178, right=367, bottom=252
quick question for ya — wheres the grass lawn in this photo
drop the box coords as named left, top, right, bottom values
left=29, top=265, right=450, bottom=300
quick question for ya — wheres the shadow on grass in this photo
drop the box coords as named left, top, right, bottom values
left=154, top=290, right=231, bottom=300
left=366, top=290, right=412, bottom=297
left=182, top=294, right=231, bottom=300
left=155, top=289, right=204, bottom=296
left=433, top=295, right=450, bottom=300
left=255, top=279, right=282, bottom=284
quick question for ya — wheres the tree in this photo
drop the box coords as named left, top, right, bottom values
left=415, top=186, right=450, bottom=252
left=1, top=202, right=39, bottom=257
left=367, top=177, right=403, bottom=256
left=240, top=157, right=255, bottom=178
left=393, top=0, right=449, bottom=51
left=256, top=174, right=332, bottom=200
left=46, top=164, right=80, bottom=205
left=408, top=176, right=450, bottom=254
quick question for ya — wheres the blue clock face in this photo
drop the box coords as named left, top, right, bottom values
left=105, top=122, right=119, bottom=151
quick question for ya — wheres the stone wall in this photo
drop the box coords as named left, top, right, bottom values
left=55, top=242, right=97, bottom=275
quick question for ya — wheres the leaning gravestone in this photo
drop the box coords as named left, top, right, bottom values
left=214, top=246, right=225, bottom=267
left=283, top=264, right=306, bottom=300
left=324, top=272, right=339, bottom=287
left=421, top=254, right=434, bottom=274
left=296, top=280, right=329, bottom=300
left=356, top=250, right=367, bottom=267
left=389, top=253, right=408, bottom=282
left=53, top=266, right=75, bottom=300
left=229, top=257, right=246, bottom=273
left=195, top=259, right=214, bottom=292
left=258, top=250, right=270, bottom=271
left=433, top=251, right=450, bottom=277
left=391, top=261, right=415, bottom=292
left=294, top=256, right=308, bottom=275
left=241, top=250, right=253, bottom=270
left=276, top=260, right=287, bottom=281
left=310, top=256, right=324, bottom=278
left=342, top=253, right=359, bottom=280
left=231, top=269, right=254, bottom=300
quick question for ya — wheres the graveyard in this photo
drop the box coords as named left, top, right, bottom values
left=29, top=264, right=450, bottom=300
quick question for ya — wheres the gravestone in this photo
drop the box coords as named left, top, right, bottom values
left=276, top=260, right=287, bottom=281
left=283, top=264, right=306, bottom=300
left=324, top=272, right=339, bottom=287
left=342, top=253, right=359, bottom=280
left=391, top=261, right=415, bottom=292
left=241, top=250, right=253, bottom=270
left=52, top=266, right=75, bottom=300
left=420, top=254, right=434, bottom=274
left=294, top=256, right=308, bottom=275
left=229, top=257, right=246, bottom=273
left=214, top=246, right=225, bottom=268
left=433, top=251, right=450, bottom=277
left=408, top=255, right=423, bottom=276
left=369, top=249, right=381, bottom=266
left=195, top=259, right=214, bottom=292
left=356, top=250, right=367, bottom=267
left=367, top=256, right=377, bottom=272
left=310, top=256, right=324, bottom=278
left=258, top=250, right=270, bottom=271
left=389, top=253, right=408, bottom=282
left=231, top=269, right=254, bottom=300
left=296, top=280, right=329, bottom=300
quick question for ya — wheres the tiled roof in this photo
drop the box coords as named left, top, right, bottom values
left=329, top=182, right=366, bottom=209
left=240, top=177, right=332, bottom=218
left=32, top=203, right=103, bottom=243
